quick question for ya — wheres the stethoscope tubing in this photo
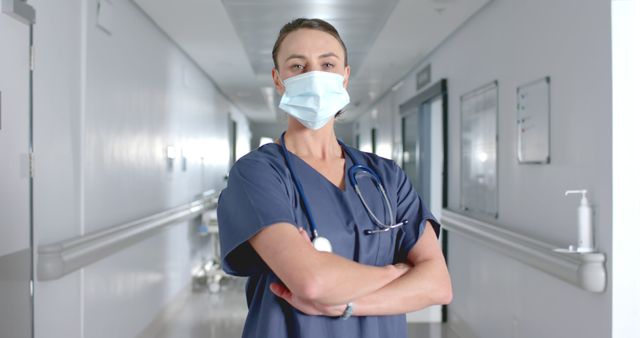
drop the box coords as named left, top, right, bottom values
left=350, top=165, right=394, bottom=228
left=279, top=132, right=405, bottom=240
left=280, top=133, right=322, bottom=239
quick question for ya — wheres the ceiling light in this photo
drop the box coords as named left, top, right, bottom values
left=166, top=145, right=177, bottom=160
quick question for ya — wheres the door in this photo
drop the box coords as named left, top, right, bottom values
left=402, top=97, right=444, bottom=220
left=0, top=1, right=35, bottom=337
left=228, top=116, right=237, bottom=166
left=400, top=81, right=446, bottom=323
left=371, top=128, right=377, bottom=154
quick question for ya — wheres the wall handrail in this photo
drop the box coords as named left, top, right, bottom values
left=441, top=209, right=606, bottom=293
left=37, top=191, right=218, bottom=281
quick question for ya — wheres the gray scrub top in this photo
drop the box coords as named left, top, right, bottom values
left=217, top=142, right=440, bottom=338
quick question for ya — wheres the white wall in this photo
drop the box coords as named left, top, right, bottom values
left=611, top=1, right=640, bottom=337
left=355, top=0, right=612, bottom=337
left=31, top=0, right=250, bottom=337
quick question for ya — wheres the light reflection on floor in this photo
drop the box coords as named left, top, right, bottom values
left=154, top=278, right=461, bottom=338
left=154, top=278, right=247, bottom=338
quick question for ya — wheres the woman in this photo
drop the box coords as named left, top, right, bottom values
left=217, top=18, right=452, bottom=338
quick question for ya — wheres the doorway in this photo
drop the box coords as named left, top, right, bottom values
left=228, top=117, right=237, bottom=167
left=400, top=79, right=447, bottom=323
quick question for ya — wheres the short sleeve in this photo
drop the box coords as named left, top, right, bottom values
left=217, top=157, right=297, bottom=276
left=393, top=162, right=441, bottom=262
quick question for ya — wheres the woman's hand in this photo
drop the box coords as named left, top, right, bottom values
left=270, top=282, right=346, bottom=316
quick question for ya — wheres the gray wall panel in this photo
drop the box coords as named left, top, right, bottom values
left=0, top=7, right=32, bottom=338
left=0, top=250, right=31, bottom=338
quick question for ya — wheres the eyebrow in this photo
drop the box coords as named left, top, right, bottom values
left=319, top=52, right=339, bottom=59
left=285, top=54, right=306, bottom=62
left=284, top=52, right=340, bottom=62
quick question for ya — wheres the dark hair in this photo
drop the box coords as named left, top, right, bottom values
left=272, top=18, right=348, bottom=70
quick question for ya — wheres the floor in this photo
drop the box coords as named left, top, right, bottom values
left=154, top=278, right=247, bottom=338
left=154, top=278, right=461, bottom=338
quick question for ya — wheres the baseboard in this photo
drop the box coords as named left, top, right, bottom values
left=136, top=284, right=193, bottom=338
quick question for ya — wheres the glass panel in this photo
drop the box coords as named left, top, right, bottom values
left=428, top=97, right=444, bottom=220
left=460, top=82, right=498, bottom=217
left=402, top=107, right=419, bottom=188
left=419, top=101, right=432, bottom=200
left=371, top=128, right=377, bottom=154
left=229, top=119, right=237, bottom=166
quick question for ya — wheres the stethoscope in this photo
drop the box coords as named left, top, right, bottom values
left=280, top=132, right=408, bottom=252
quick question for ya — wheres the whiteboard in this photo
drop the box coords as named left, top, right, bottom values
left=517, top=77, right=550, bottom=164
left=460, top=81, right=498, bottom=218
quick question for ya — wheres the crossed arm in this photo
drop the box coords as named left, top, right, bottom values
left=248, top=220, right=452, bottom=317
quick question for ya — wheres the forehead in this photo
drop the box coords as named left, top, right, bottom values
left=277, top=28, right=345, bottom=61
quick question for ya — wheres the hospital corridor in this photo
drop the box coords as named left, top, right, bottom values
left=1, top=0, right=639, bottom=337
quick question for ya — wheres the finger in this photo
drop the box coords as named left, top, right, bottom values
left=298, top=227, right=312, bottom=244
left=270, top=283, right=321, bottom=316
left=270, top=283, right=292, bottom=300
left=269, top=283, right=284, bottom=297
left=395, top=262, right=411, bottom=271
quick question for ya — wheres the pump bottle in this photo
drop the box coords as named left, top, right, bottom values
left=565, top=190, right=595, bottom=253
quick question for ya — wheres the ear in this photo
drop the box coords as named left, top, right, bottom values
left=342, top=65, right=351, bottom=89
left=272, top=68, right=285, bottom=95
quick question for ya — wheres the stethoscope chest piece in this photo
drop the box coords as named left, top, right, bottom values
left=312, top=236, right=333, bottom=253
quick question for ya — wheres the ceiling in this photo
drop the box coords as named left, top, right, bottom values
left=133, top=0, right=491, bottom=122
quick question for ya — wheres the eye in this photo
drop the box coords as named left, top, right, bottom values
left=291, top=64, right=305, bottom=71
left=322, top=63, right=335, bottom=70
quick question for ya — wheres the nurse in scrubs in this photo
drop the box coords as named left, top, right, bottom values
left=217, top=18, right=452, bottom=338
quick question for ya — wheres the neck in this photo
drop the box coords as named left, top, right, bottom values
left=283, top=117, right=342, bottom=160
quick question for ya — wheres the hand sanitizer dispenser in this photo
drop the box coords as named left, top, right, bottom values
left=565, top=190, right=595, bottom=253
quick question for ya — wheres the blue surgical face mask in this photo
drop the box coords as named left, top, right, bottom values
left=278, top=71, right=350, bottom=130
